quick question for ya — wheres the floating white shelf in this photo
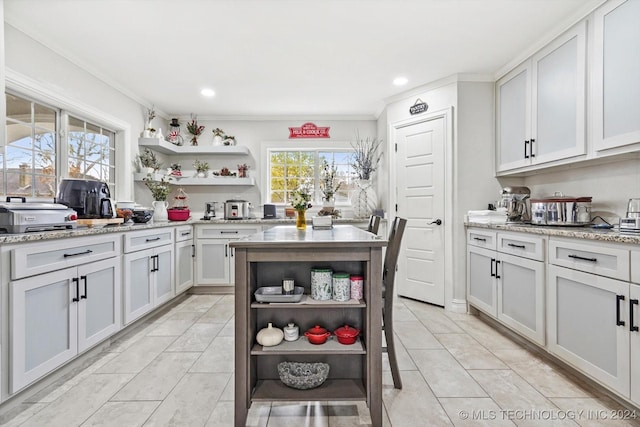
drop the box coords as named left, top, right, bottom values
left=133, top=172, right=255, bottom=186
left=138, top=137, right=250, bottom=155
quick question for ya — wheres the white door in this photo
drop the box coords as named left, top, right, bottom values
left=395, top=117, right=445, bottom=305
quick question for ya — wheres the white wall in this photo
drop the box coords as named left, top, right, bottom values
left=138, top=119, right=377, bottom=216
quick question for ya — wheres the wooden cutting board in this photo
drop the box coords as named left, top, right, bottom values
left=77, top=218, right=124, bottom=228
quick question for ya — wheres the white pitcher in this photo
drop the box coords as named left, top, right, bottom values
left=152, top=200, right=169, bottom=222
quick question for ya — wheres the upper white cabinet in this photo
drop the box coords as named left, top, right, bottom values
left=592, top=0, right=640, bottom=152
left=496, top=21, right=587, bottom=174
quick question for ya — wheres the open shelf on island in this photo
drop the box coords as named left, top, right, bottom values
left=138, top=137, right=250, bottom=155
left=251, top=336, right=365, bottom=355
left=251, top=297, right=365, bottom=309
left=252, top=379, right=366, bottom=402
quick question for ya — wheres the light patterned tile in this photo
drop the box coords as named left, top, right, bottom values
left=454, top=318, right=522, bottom=351
left=550, top=397, right=640, bottom=427
left=394, top=321, right=443, bottom=349
left=80, top=401, right=160, bottom=427
left=0, top=403, right=47, bottom=427
left=190, top=336, right=235, bottom=373
left=165, top=322, right=223, bottom=352
left=95, top=336, right=176, bottom=374
left=439, top=398, right=516, bottom=427
left=403, top=299, right=465, bottom=334
left=382, top=332, right=417, bottom=371
left=146, top=319, right=196, bottom=336
left=436, top=334, right=508, bottom=370
left=199, top=302, right=235, bottom=323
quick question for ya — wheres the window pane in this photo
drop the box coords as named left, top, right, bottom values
left=6, top=171, right=32, bottom=196
left=6, top=123, right=33, bottom=149
left=34, top=104, right=56, bottom=132
left=68, top=116, right=84, bottom=132
left=6, top=94, right=31, bottom=122
left=86, top=122, right=100, bottom=135
left=5, top=147, right=33, bottom=171
left=34, top=174, right=56, bottom=198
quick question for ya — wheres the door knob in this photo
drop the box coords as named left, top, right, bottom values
left=430, top=219, right=442, bottom=225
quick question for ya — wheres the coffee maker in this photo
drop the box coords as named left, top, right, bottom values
left=498, top=186, right=531, bottom=223
left=202, top=201, right=217, bottom=220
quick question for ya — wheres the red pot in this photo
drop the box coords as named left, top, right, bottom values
left=334, top=324, right=360, bottom=345
left=167, top=208, right=190, bottom=221
left=304, top=325, right=331, bottom=345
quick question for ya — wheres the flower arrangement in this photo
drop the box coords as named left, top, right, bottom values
left=238, top=163, right=250, bottom=178
left=290, top=183, right=313, bottom=211
left=170, top=163, right=182, bottom=176
left=193, top=159, right=209, bottom=175
left=137, top=148, right=161, bottom=171
left=186, top=116, right=205, bottom=146
left=212, top=128, right=225, bottom=137
left=144, top=174, right=172, bottom=201
left=320, top=160, right=341, bottom=202
left=350, top=131, right=383, bottom=180
left=223, top=135, right=236, bottom=146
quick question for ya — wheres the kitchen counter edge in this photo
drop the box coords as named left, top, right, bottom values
left=466, top=222, right=640, bottom=245
left=0, top=217, right=374, bottom=244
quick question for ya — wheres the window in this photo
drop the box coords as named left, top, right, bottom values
left=267, top=147, right=357, bottom=205
left=1, top=92, right=116, bottom=199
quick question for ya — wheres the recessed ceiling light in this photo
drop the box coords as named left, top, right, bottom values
left=393, top=77, right=408, bottom=86
left=201, top=88, right=215, bottom=97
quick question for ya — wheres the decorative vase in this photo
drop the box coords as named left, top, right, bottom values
left=256, top=323, right=284, bottom=347
left=350, top=179, right=377, bottom=218
left=152, top=200, right=169, bottom=222
left=213, top=135, right=223, bottom=146
left=296, top=209, right=307, bottom=230
left=323, top=197, right=335, bottom=209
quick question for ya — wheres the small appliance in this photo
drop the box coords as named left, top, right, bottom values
left=56, top=178, right=115, bottom=219
left=224, top=199, right=250, bottom=220
left=202, top=201, right=217, bottom=220
left=0, top=197, right=77, bottom=234
left=498, top=186, right=531, bottom=223
left=263, top=204, right=276, bottom=219
left=530, top=193, right=592, bottom=226
left=620, top=217, right=640, bottom=233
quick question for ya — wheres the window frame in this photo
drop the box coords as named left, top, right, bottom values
left=261, top=140, right=355, bottom=207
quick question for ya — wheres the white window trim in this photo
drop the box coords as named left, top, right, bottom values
left=260, top=139, right=353, bottom=207
left=5, top=68, right=132, bottom=200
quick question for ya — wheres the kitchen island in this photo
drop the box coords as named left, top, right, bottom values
left=230, top=225, right=387, bottom=427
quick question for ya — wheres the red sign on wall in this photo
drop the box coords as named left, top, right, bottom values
left=288, top=122, right=330, bottom=139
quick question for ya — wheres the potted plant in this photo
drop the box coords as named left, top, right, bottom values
left=143, top=174, right=172, bottom=222
left=223, top=135, right=236, bottom=146
left=193, top=159, right=209, bottom=178
left=170, top=163, right=182, bottom=176
left=137, top=148, right=161, bottom=174
left=320, top=159, right=341, bottom=205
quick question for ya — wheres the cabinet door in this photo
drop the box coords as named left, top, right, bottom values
left=123, top=248, right=154, bottom=325
left=10, top=268, right=78, bottom=393
left=466, top=245, right=497, bottom=316
left=593, top=0, right=640, bottom=151
left=196, top=239, right=230, bottom=285
left=497, top=253, right=545, bottom=345
left=547, top=265, right=629, bottom=396
left=154, top=245, right=175, bottom=306
left=631, top=284, right=640, bottom=405
left=77, top=257, right=121, bottom=352
left=496, top=62, right=531, bottom=172
left=175, top=239, right=194, bottom=295
left=531, top=21, right=586, bottom=164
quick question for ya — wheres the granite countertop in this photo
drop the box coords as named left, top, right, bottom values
left=230, top=224, right=387, bottom=249
left=0, top=217, right=374, bottom=244
left=466, top=222, right=640, bottom=245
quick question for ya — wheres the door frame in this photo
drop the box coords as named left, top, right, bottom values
left=387, top=107, right=457, bottom=311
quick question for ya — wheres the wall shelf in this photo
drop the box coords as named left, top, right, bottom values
left=138, top=137, right=250, bottom=155
left=134, top=173, right=255, bottom=186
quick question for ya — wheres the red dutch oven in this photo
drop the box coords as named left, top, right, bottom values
left=334, top=324, right=360, bottom=345
left=304, top=325, right=331, bottom=345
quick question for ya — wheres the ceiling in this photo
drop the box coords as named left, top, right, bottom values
left=4, top=0, right=603, bottom=119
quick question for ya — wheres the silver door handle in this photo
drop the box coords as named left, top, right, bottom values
left=430, top=219, right=442, bottom=225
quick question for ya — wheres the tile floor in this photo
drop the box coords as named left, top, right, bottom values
left=1, top=294, right=639, bottom=426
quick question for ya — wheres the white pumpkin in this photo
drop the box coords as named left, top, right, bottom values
left=256, top=322, right=284, bottom=347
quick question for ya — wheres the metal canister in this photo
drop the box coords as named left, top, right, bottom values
left=332, top=272, right=351, bottom=302
left=311, top=268, right=333, bottom=300
left=350, top=275, right=364, bottom=300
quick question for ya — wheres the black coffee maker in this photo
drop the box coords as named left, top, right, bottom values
left=56, top=178, right=115, bottom=219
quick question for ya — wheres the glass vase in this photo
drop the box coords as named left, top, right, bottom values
left=296, top=209, right=307, bottom=230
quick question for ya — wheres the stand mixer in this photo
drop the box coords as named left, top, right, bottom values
left=498, top=186, right=531, bottom=223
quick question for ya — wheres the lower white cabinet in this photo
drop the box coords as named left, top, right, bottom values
left=123, top=244, right=174, bottom=325
left=175, top=226, right=194, bottom=295
left=547, top=264, right=630, bottom=397
left=195, top=225, right=260, bottom=286
left=10, top=257, right=120, bottom=393
left=631, top=284, right=640, bottom=404
left=467, top=230, right=545, bottom=345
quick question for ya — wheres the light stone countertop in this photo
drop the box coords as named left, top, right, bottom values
left=0, top=217, right=373, bottom=244
left=466, top=221, right=640, bottom=245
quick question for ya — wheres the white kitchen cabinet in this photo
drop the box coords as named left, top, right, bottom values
left=175, top=226, right=194, bottom=295
left=630, top=284, right=640, bottom=405
left=592, top=0, right=640, bottom=152
left=496, top=21, right=586, bottom=173
left=547, top=264, right=630, bottom=397
left=195, top=225, right=260, bottom=286
left=467, top=229, right=545, bottom=345
left=123, top=229, right=175, bottom=325
left=10, top=257, right=120, bottom=393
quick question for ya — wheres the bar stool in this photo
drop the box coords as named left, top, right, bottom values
left=367, top=215, right=381, bottom=235
left=382, top=216, right=407, bottom=389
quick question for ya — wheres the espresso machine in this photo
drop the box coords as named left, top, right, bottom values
left=498, top=186, right=531, bottom=223
left=202, top=201, right=217, bottom=220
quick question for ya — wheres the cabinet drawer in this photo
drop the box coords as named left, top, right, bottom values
left=549, top=238, right=629, bottom=281
left=11, top=234, right=120, bottom=280
left=196, top=225, right=260, bottom=239
left=467, top=229, right=497, bottom=250
left=175, top=225, right=194, bottom=242
left=123, top=228, right=174, bottom=253
left=632, top=250, right=640, bottom=285
left=498, top=232, right=545, bottom=261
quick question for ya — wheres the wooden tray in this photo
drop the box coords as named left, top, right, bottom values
left=77, top=218, right=124, bottom=228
